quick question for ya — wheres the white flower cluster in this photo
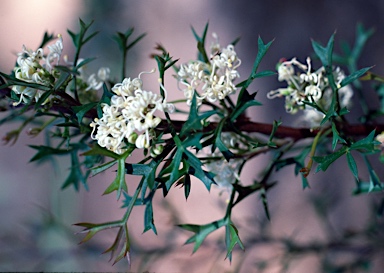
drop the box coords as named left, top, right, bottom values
left=177, top=33, right=241, bottom=105
left=267, top=57, right=353, bottom=127
left=12, top=35, right=64, bottom=106
left=90, top=71, right=174, bottom=155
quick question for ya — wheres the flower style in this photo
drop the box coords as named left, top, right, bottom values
left=176, top=33, right=241, bottom=105
left=12, top=35, right=64, bottom=105
left=267, top=57, right=353, bottom=127
left=90, top=71, right=174, bottom=155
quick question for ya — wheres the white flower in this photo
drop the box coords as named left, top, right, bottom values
left=12, top=37, right=65, bottom=105
left=86, top=67, right=110, bottom=91
left=46, top=34, right=63, bottom=70
left=268, top=56, right=354, bottom=127
left=202, top=132, right=247, bottom=195
left=97, top=67, right=110, bottom=81
left=112, top=77, right=143, bottom=97
left=176, top=32, right=241, bottom=105
left=277, top=62, right=295, bottom=82
left=375, top=132, right=384, bottom=148
left=90, top=71, right=174, bottom=155
left=206, top=159, right=241, bottom=193
left=304, top=85, right=322, bottom=101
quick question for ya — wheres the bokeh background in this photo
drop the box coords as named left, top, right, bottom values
left=1, top=0, right=384, bottom=272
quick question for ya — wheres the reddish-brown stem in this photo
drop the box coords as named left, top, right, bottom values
left=159, top=120, right=384, bottom=140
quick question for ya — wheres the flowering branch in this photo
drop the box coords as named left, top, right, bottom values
left=0, top=19, right=383, bottom=267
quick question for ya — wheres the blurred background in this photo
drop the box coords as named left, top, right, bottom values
left=1, top=0, right=384, bottom=272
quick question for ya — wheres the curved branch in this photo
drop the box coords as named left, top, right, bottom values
left=160, top=120, right=384, bottom=140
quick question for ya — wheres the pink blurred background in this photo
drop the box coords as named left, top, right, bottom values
left=1, top=0, right=384, bottom=272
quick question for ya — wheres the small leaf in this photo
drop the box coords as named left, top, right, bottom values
left=237, top=37, right=273, bottom=98
left=184, top=174, right=191, bottom=200
left=213, top=119, right=234, bottom=161
left=340, top=66, right=372, bottom=87
left=73, top=102, right=97, bottom=124
left=346, top=151, right=359, bottom=181
left=34, top=89, right=55, bottom=110
left=143, top=202, right=157, bottom=235
left=180, top=93, right=215, bottom=137
left=191, top=23, right=209, bottom=63
left=331, top=122, right=346, bottom=150
left=75, top=58, right=97, bottom=71
left=82, top=144, right=121, bottom=159
left=225, top=223, right=245, bottom=260
left=179, top=219, right=226, bottom=253
left=29, top=145, right=71, bottom=162
left=103, top=155, right=130, bottom=199
left=61, top=149, right=89, bottom=191
left=112, top=225, right=130, bottom=265
left=313, top=146, right=348, bottom=172
left=91, top=160, right=118, bottom=176
left=260, top=187, right=271, bottom=220
left=350, top=129, right=379, bottom=152
left=353, top=181, right=384, bottom=195
left=311, top=33, right=335, bottom=68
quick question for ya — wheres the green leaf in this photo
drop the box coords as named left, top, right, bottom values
left=73, top=102, right=97, bottom=124
left=353, top=181, right=384, bottom=195
left=103, top=150, right=134, bottom=199
left=180, top=94, right=215, bottom=137
left=350, top=129, right=379, bottom=152
left=91, top=160, right=118, bottom=176
left=230, top=92, right=262, bottom=122
left=260, top=187, right=271, bottom=220
left=34, top=89, right=55, bottom=110
left=75, top=58, right=97, bottom=71
left=363, top=155, right=382, bottom=191
left=127, top=33, right=147, bottom=51
left=320, top=97, right=337, bottom=125
left=191, top=23, right=209, bottom=63
left=213, top=119, right=234, bottom=161
left=29, top=145, right=71, bottom=162
left=346, top=151, right=359, bottom=181
left=179, top=218, right=226, bottom=253
left=61, top=150, right=88, bottom=191
left=184, top=174, right=191, bottom=200
left=166, top=148, right=184, bottom=191
left=238, top=37, right=273, bottom=98
left=38, top=32, right=55, bottom=48
left=331, top=122, right=346, bottom=150
left=340, top=66, right=372, bottom=87
left=112, top=225, right=130, bottom=265
left=67, top=19, right=98, bottom=71
left=311, top=33, right=335, bottom=68
left=82, top=144, right=121, bottom=159
left=268, top=120, right=282, bottom=147
left=54, top=70, right=71, bottom=91
left=351, top=24, right=375, bottom=62
left=143, top=202, right=157, bottom=235
left=0, top=72, right=52, bottom=92
left=313, top=146, right=348, bottom=172
left=113, top=28, right=146, bottom=80
left=185, top=150, right=215, bottom=191
left=225, top=222, right=244, bottom=260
